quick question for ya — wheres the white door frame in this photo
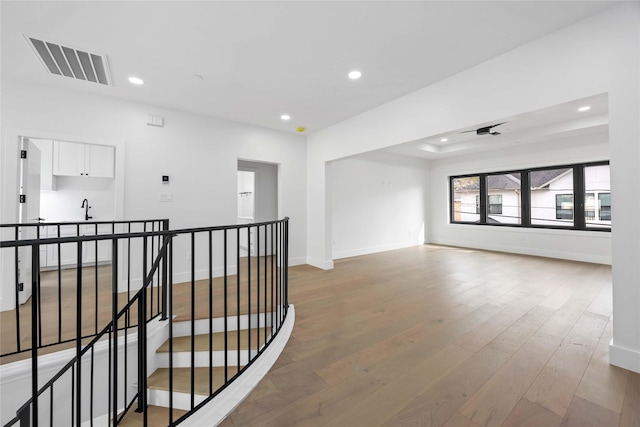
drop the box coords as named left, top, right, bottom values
left=0, top=127, right=125, bottom=311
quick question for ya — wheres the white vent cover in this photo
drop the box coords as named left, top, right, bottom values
left=24, top=35, right=111, bottom=86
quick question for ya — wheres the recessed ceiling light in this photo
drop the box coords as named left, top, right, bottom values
left=281, top=114, right=291, bottom=121
left=128, top=76, right=144, bottom=85
left=440, top=138, right=448, bottom=142
left=348, top=70, right=362, bottom=80
left=578, top=106, right=591, bottom=112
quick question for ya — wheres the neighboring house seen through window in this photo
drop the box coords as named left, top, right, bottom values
left=489, top=195, right=503, bottom=215
left=599, top=193, right=611, bottom=221
left=555, top=194, right=574, bottom=220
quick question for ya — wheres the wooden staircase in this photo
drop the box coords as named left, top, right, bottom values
left=118, top=320, right=271, bottom=426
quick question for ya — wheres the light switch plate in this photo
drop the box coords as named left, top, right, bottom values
left=158, top=193, right=173, bottom=202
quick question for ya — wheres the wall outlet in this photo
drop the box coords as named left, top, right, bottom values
left=158, top=193, right=173, bottom=202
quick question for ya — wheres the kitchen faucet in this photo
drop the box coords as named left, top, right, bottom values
left=81, top=198, right=92, bottom=221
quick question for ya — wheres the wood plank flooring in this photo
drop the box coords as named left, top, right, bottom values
left=219, top=245, right=640, bottom=427
left=2, top=244, right=639, bottom=426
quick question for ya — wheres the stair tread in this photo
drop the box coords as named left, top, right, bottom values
left=118, top=405, right=187, bottom=427
left=157, top=327, right=270, bottom=353
left=148, top=366, right=242, bottom=395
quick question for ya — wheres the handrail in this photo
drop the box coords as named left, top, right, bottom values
left=0, top=218, right=288, bottom=247
left=1, top=217, right=290, bottom=427
left=0, top=219, right=169, bottom=228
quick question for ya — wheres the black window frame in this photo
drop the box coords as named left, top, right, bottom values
left=449, top=160, right=610, bottom=232
left=450, top=175, right=482, bottom=223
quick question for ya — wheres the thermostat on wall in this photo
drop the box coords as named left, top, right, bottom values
left=162, top=175, right=169, bottom=183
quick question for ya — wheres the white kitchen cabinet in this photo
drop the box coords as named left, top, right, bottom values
left=53, top=141, right=114, bottom=178
left=53, top=141, right=84, bottom=177
left=40, top=224, right=112, bottom=268
left=85, top=144, right=115, bottom=178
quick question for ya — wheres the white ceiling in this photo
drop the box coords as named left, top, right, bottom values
left=382, top=92, right=609, bottom=159
left=1, top=1, right=615, bottom=139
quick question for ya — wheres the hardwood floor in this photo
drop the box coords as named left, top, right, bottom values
left=219, top=245, right=640, bottom=427
left=2, top=244, right=638, bottom=426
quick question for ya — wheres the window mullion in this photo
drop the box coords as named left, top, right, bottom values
left=574, top=166, right=586, bottom=229
left=521, top=171, right=531, bottom=226
left=449, top=176, right=456, bottom=223
left=479, top=175, right=487, bottom=224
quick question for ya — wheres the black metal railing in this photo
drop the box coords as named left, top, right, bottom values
left=1, top=217, right=290, bottom=427
left=0, top=219, right=170, bottom=360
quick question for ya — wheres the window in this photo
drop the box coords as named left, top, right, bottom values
left=450, top=161, right=609, bottom=231
left=555, top=194, right=574, bottom=220
left=451, top=176, right=480, bottom=223
left=531, top=167, right=573, bottom=227
left=585, top=164, right=611, bottom=228
left=486, top=173, right=520, bottom=224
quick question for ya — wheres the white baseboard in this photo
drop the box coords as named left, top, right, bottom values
left=332, top=240, right=419, bottom=260
left=430, top=237, right=611, bottom=265
left=306, top=257, right=334, bottom=270
left=0, top=297, right=12, bottom=312
left=288, top=256, right=306, bottom=267
left=609, top=340, right=640, bottom=373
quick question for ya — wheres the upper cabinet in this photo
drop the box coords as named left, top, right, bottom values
left=85, top=144, right=115, bottom=178
left=53, top=141, right=114, bottom=178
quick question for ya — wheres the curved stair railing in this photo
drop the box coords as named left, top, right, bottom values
left=1, top=218, right=290, bottom=427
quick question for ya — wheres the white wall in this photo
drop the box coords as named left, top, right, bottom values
left=307, top=3, right=640, bottom=373
left=429, top=131, right=611, bottom=264
left=331, top=151, right=428, bottom=259
left=1, top=83, right=307, bottom=309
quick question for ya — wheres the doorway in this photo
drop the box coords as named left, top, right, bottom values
left=15, top=136, right=119, bottom=276
left=237, top=160, right=279, bottom=257
left=237, top=169, right=255, bottom=257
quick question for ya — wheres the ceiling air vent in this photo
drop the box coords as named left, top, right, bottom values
left=25, top=35, right=111, bottom=86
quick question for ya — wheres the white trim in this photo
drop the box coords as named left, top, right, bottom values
left=332, top=240, right=419, bottom=260
left=609, top=339, right=640, bottom=373
left=430, top=236, right=611, bottom=265
left=1, top=127, right=125, bottom=312
left=432, top=223, right=612, bottom=265
left=288, top=256, right=306, bottom=266
left=306, top=257, right=334, bottom=270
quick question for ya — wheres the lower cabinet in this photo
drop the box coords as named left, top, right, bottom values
left=40, top=225, right=112, bottom=268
